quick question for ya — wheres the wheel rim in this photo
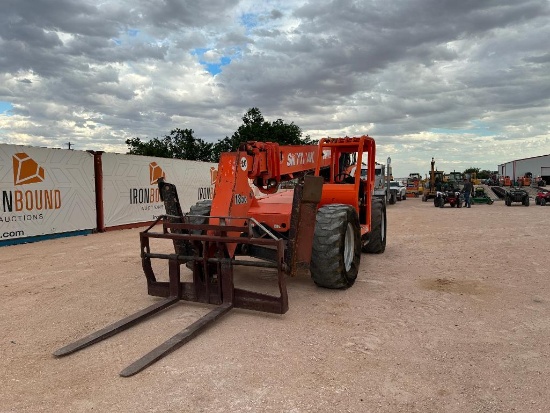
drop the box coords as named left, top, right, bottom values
left=344, top=222, right=355, bottom=272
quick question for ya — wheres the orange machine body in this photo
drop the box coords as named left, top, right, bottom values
left=209, top=136, right=376, bottom=257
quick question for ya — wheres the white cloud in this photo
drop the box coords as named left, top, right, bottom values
left=0, top=0, right=549, bottom=176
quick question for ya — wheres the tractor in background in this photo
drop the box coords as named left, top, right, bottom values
left=471, top=186, right=494, bottom=205
left=406, top=172, right=423, bottom=198
left=499, top=176, right=512, bottom=187
left=517, top=172, right=532, bottom=187
left=447, top=171, right=464, bottom=190
left=422, top=158, right=445, bottom=202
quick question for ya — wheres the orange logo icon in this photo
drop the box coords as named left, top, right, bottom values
left=149, top=162, right=166, bottom=184
left=210, top=167, right=218, bottom=185
left=12, top=153, right=45, bottom=185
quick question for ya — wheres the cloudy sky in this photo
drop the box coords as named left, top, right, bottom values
left=1, top=0, right=549, bottom=177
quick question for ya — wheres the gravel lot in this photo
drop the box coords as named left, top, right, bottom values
left=1, top=197, right=549, bottom=412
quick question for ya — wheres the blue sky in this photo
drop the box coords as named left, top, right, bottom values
left=430, top=120, right=496, bottom=137
left=1, top=0, right=549, bottom=177
left=191, top=48, right=233, bottom=75
left=0, top=102, right=13, bottom=115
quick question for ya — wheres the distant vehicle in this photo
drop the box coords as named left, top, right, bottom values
left=389, top=180, right=406, bottom=201
left=534, top=190, right=550, bottom=206
left=406, top=173, right=423, bottom=197
left=434, top=189, right=463, bottom=208
left=471, top=186, right=494, bottom=205
left=505, top=188, right=529, bottom=206
left=350, top=163, right=395, bottom=204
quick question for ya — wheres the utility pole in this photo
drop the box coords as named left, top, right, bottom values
left=66, top=142, right=74, bottom=150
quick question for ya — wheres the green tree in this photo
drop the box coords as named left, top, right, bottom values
left=463, top=167, right=493, bottom=180
left=166, top=128, right=214, bottom=161
left=477, top=169, right=493, bottom=179
left=463, top=167, right=480, bottom=175
left=212, top=108, right=313, bottom=160
left=126, top=108, right=313, bottom=163
left=125, top=128, right=215, bottom=162
left=125, top=136, right=173, bottom=158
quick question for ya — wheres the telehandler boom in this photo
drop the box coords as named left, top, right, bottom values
left=54, top=135, right=386, bottom=376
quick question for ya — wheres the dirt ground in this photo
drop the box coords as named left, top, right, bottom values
left=1, top=197, right=549, bottom=413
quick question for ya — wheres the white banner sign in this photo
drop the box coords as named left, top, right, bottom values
left=101, top=153, right=217, bottom=228
left=0, top=145, right=96, bottom=242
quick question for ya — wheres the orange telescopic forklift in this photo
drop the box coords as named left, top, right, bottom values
left=54, top=136, right=386, bottom=376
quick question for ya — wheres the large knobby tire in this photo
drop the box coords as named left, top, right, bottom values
left=188, top=200, right=212, bottom=232
left=310, top=204, right=361, bottom=289
left=363, top=198, right=387, bottom=254
left=180, top=200, right=212, bottom=263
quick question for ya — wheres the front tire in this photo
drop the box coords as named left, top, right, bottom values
left=363, top=198, right=387, bottom=254
left=311, top=204, right=361, bottom=289
left=183, top=200, right=212, bottom=264
left=188, top=200, right=212, bottom=228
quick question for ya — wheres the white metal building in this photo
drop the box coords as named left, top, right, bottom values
left=497, top=154, right=550, bottom=182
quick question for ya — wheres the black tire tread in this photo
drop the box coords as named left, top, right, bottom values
left=363, top=198, right=386, bottom=253
left=310, top=204, right=361, bottom=289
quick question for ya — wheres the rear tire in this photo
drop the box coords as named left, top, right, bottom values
left=310, top=205, right=361, bottom=289
left=363, top=198, right=386, bottom=254
left=542, top=198, right=547, bottom=206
